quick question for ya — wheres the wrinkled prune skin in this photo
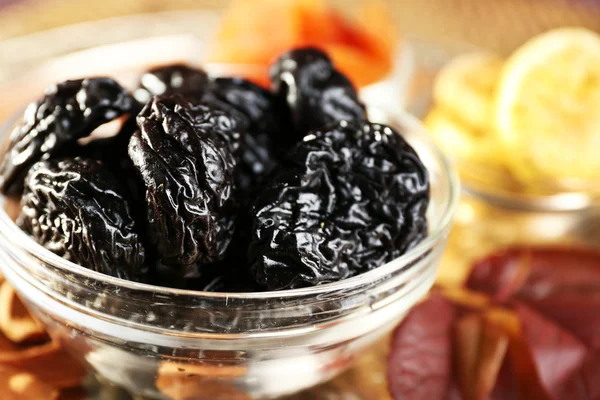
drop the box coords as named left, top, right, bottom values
left=17, top=158, right=146, bottom=280
left=128, top=96, right=239, bottom=277
left=0, top=78, right=137, bottom=195
left=134, top=64, right=209, bottom=104
left=248, top=121, right=429, bottom=290
left=270, top=48, right=367, bottom=143
left=202, top=78, right=282, bottom=193
left=78, top=117, right=148, bottom=231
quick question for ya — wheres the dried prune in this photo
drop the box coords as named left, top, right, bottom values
left=77, top=117, right=147, bottom=229
left=129, top=95, right=239, bottom=278
left=248, top=121, right=429, bottom=290
left=202, top=77, right=282, bottom=193
left=0, top=78, right=137, bottom=195
left=134, top=64, right=209, bottom=104
left=270, top=47, right=367, bottom=143
left=17, top=158, right=145, bottom=280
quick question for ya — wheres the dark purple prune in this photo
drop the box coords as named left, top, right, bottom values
left=202, top=77, right=282, bottom=193
left=248, top=121, right=429, bottom=290
left=270, top=47, right=367, bottom=143
left=128, top=95, right=239, bottom=278
left=134, top=64, right=209, bottom=104
left=77, top=117, right=148, bottom=229
left=0, top=78, right=137, bottom=195
left=17, top=158, right=146, bottom=280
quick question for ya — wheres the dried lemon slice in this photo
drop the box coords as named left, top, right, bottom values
left=433, top=52, right=503, bottom=132
left=424, top=106, right=502, bottom=166
left=496, top=28, right=600, bottom=184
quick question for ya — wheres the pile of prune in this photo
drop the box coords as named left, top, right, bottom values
left=0, top=48, right=430, bottom=292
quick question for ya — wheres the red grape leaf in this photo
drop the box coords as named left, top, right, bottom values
left=516, top=303, right=588, bottom=398
left=387, top=293, right=456, bottom=400
left=527, top=295, right=600, bottom=350
left=558, top=351, right=600, bottom=400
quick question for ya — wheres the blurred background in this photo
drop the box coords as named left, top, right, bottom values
left=0, top=0, right=600, bottom=51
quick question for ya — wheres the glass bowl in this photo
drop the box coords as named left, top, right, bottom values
left=0, top=108, right=458, bottom=399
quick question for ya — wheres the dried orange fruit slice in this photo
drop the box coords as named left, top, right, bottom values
left=433, top=52, right=503, bottom=132
left=424, top=106, right=504, bottom=167
left=495, top=27, right=600, bottom=184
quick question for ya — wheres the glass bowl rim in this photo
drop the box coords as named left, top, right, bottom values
left=0, top=110, right=459, bottom=300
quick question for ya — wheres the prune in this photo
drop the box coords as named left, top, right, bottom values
left=248, top=121, right=429, bottom=290
left=128, top=95, right=239, bottom=278
left=17, top=158, right=146, bottom=280
left=202, top=78, right=282, bottom=193
left=0, top=78, right=137, bottom=195
left=270, top=47, right=367, bottom=143
left=134, top=64, right=209, bottom=104
left=77, top=117, right=147, bottom=228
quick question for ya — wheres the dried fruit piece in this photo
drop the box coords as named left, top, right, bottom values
left=0, top=283, right=46, bottom=344
left=0, top=340, right=85, bottom=389
left=270, top=48, right=367, bottom=143
left=453, top=313, right=510, bottom=400
left=453, top=314, right=482, bottom=398
left=474, top=320, right=510, bottom=400
left=387, top=294, right=456, bottom=400
left=0, top=78, right=137, bottom=195
left=135, top=64, right=209, bottom=104
left=17, top=158, right=145, bottom=280
left=156, top=362, right=249, bottom=400
left=516, top=302, right=588, bottom=398
left=202, top=77, right=282, bottom=193
left=0, top=368, right=58, bottom=400
left=129, top=96, right=238, bottom=277
left=248, top=121, right=429, bottom=289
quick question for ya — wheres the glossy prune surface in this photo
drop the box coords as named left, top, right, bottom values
left=270, top=48, right=367, bottom=143
left=18, top=158, right=146, bottom=280
left=203, top=77, right=282, bottom=193
left=0, top=78, right=137, bottom=195
left=248, top=121, right=429, bottom=290
left=128, top=96, right=239, bottom=278
left=134, top=64, right=209, bottom=104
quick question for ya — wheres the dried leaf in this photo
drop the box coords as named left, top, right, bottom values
left=516, top=303, right=588, bottom=398
left=387, top=293, right=456, bottom=400
left=0, top=366, right=58, bottom=399
left=156, top=362, right=249, bottom=400
left=0, top=282, right=47, bottom=344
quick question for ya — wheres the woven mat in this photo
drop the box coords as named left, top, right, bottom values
left=1, top=0, right=600, bottom=53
